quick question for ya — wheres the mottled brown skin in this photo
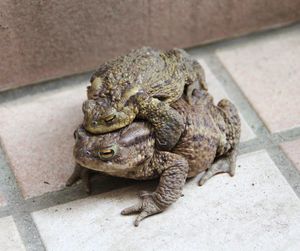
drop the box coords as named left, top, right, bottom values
left=83, top=47, right=207, bottom=150
left=68, top=91, right=241, bottom=226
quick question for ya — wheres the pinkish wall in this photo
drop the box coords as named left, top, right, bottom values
left=1, top=0, right=300, bottom=91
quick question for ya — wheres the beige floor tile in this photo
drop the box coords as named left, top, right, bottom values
left=216, top=28, right=300, bottom=133
left=0, top=84, right=87, bottom=198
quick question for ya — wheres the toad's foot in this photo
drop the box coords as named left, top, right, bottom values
left=199, top=148, right=237, bottom=186
left=121, top=191, right=163, bottom=227
left=66, top=164, right=91, bottom=194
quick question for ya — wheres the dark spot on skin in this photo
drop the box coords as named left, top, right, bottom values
left=193, top=134, right=205, bottom=142
left=44, top=181, right=50, bottom=185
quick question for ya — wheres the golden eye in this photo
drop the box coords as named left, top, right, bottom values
left=98, top=148, right=115, bottom=159
left=104, top=114, right=116, bottom=123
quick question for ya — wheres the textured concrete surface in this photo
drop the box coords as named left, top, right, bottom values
left=281, top=139, right=300, bottom=171
left=0, top=216, right=26, bottom=251
left=199, top=60, right=256, bottom=142
left=1, top=0, right=300, bottom=91
left=216, top=26, right=300, bottom=133
left=0, top=83, right=87, bottom=198
left=32, top=151, right=300, bottom=251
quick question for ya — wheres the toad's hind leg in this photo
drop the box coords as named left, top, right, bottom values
left=185, top=60, right=208, bottom=104
left=198, top=146, right=238, bottom=186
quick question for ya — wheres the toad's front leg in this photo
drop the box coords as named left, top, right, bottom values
left=66, top=164, right=92, bottom=194
left=135, top=92, right=185, bottom=151
left=121, top=152, right=189, bottom=226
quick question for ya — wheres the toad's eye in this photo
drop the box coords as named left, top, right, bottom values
left=92, top=120, right=98, bottom=126
left=98, top=148, right=115, bottom=159
left=104, top=114, right=116, bottom=123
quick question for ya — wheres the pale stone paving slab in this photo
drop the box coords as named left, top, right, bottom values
left=280, top=138, right=300, bottom=172
left=216, top=27, right=300, bottom=133
left=32, top=151, right=300, bottom=251
left=197, top=59, right=256, bottom=142
left=0, top=216, right=26, bottom=251
left=0, top=83, right=87, bottom=198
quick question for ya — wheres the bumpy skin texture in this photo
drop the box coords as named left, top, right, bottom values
left=68, top=91, right=241, bottom=226
left=83, top=47, right=207, bottom=150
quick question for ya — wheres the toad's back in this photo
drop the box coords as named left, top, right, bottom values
left=88, top=47, right=206, bottom=104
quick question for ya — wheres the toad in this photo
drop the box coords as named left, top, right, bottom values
left=68, top=91, right=241, bottom=226
left=83, top=47, right=207, bottom=150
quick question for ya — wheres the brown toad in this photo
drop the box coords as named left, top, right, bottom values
left=83, top=47, right=207, bottom=150
left=68, top=91, right=241, bottom=226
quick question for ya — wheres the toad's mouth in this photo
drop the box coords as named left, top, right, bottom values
left=74, top=156, right=133, bottom=176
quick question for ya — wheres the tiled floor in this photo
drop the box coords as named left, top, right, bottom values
left=0, top=24, right=300, bottom=251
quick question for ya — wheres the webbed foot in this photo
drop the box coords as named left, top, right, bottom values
left=121, top=191, right=163, bottom=227
left=199, top=148, right=237, bottom=186
left=66, top=164, right=91, bottom=194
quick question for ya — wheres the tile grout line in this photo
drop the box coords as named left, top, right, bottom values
left=0, top=146, right=46, bottom=251
left=203, top=52, right=300, bottom=197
